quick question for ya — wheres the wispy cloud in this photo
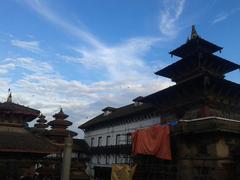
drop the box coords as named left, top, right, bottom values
left=23, top=0, right=163, bottom=81
left=15, top=0, right=179, bottom=136
left=24, top=0, right=103, bottom=49
left=0, top=63, right=15, bottom=75
left=213, top=13, right=229, bottom=24
left=159, top=0, right=186, bottom=38
left=4, top=57, right=53, bottom=75
left=11, top=39, right=42, bottom=53
left=213, top=8, right=240, bottom=24
left=22, top=0, right=166, bottom=81
left=72, top=37, right=161, bottom=81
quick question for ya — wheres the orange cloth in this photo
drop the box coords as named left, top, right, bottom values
left=132, top=125, right=172, bottom=160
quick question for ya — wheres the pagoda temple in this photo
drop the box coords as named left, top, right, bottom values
left=143, top=25, right=240, bottom=122
left=134, top=26, right=240, bottom=180
left=0, top=93, right=59, bottom=179
left=48, top=108, right=77, bottom=145
left=34, top=113, right=48, bottom=129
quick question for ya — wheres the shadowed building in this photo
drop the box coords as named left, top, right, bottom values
left=136, top=26, right=240, bottom=180
left=0, top=93, right=59, bottom=179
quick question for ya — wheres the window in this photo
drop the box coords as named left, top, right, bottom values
left=98, top=136, right=102, bottom=146
left=127, top=133, right=132, bottom=144
left=106, top=136, right=111, bottom=146
left=106, top=155, right=109, bottom=164
left=116, top=134, right=121, bottom=145
left=91, top=137, right=94, bottom=147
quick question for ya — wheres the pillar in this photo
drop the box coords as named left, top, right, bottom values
left=61, top=137, right=73, bottom=180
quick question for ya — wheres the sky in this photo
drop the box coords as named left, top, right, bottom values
left=0, top=0, right=239, bottom=137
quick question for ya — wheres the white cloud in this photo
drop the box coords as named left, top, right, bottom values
left=24, top=0, right=103, bottom=49
left=0, top=56, right=173, bottom=137
left=0, top=63, right=15, bottom=75
left=4, top=57, right=53, bottom=74
left=11, top=39, right=42, bottom=53
left=212, top=8, right=240, bottom=24
left=212, top=13, right=228, bottom=24
left=72, top=37, right=161, bottom=81
left=159, top=0, right=186, bottom=38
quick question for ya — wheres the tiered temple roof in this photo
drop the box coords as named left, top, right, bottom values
left=0, top=93, right=59, bottom=156
left=156, top=26, right=239, bottom=83
left=48, top=108, right=77, bottom=144
left=142, top=26, right=240, bottom=121
left=34, top=114, right=48, bottom=129
left=169, top=25, right=222, bottom=58
left=0, top=93, right=40, bottom=127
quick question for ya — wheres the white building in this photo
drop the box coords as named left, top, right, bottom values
left=79, top=97, right=161, bottom=179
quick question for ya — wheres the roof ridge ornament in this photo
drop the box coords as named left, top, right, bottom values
left=7, top=88, right=12, bottom=103
left=190, top=25, right=199, bottom=40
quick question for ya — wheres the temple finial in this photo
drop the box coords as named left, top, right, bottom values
left=191, top=25, right=199, bottom=39
left=7, top=92, right=12, bottom=103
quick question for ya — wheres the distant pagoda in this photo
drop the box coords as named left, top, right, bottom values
left=34, top=113, right=48, bottom=129
left=48, top=108, right=77, bottom=144
left=143, top=25, right=240, bottom=121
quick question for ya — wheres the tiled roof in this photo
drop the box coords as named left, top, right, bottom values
left=0, top=102, right=40, bottom=121
left=79, top=103, right=154, bottom=129
left=155, top=53, right=240, bottom=81
left=169, top=36, right=222, bottom=58
left=48, top=119, right=72, bottom=127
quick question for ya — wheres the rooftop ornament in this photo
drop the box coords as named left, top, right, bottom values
left=7, top=88, right=12, bottom=103
left=190, top=25, right=199, bottom=40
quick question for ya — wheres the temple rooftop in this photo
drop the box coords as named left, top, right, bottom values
left=169, top=25, right=223, bottom=58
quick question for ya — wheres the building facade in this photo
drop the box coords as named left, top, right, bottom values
left=80, top=26, right=240, bottom=180
left=79, top=99, right=161, bottom=179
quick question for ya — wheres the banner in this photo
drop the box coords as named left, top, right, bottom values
left=132, top=125, right=172, bottom=160
left=111, top=164, right=136, bottom=180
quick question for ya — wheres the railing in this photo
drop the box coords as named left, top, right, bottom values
left=90, top=144, right=132, bottom=154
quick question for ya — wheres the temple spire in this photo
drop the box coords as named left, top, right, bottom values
left=7, top=89, right=12, bottom=103
left=190, top=25, right=199, bottom=40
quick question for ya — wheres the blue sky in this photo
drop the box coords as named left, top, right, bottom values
left=0, top=0, right=239, bottom=136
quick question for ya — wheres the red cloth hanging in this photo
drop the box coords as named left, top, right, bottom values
left=132, top=125, right=172, bottom=160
